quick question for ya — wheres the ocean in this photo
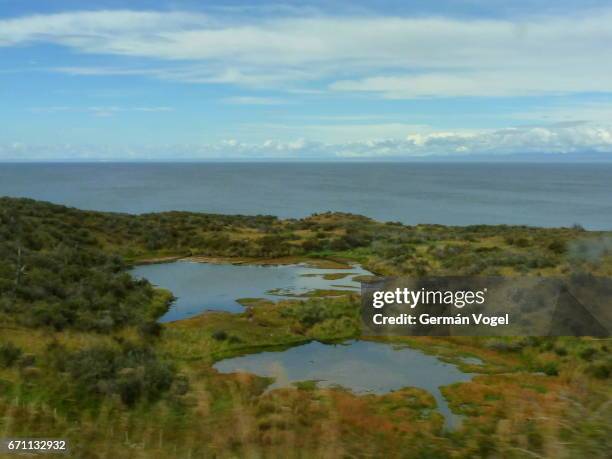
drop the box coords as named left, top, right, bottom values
left=1, top=162, right=610, bottom=229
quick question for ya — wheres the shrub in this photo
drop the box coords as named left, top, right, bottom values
left=138, top=320, right=163, bottom=338
left=579, top=347, right=598, bottom=361
left=554, top=346, right=568, bottom=356
left=0, top=342, right=22, bottom=367
left=55, top=343, right=175, bottom=406
left=540, top=361, right=559, bottom=376
left=283, top=297, right=359, bottom=331
left=294, top=301, right=328, bottom=328
left=212, top=330, right=228, bottom=341
left=585, top=361, right=611, bottom=379
left=548, top=240, right=566, bottom=254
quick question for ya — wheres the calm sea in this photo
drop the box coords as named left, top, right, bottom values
left=1, top=162, right=610, bottom=229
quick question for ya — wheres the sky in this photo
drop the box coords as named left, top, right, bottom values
left=1, top=0, right=612, bottom=160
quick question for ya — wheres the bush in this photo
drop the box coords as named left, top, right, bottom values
left=283, top=297, right=359, bottom=331
left=212, top=330, right=228, bottom=341
left=294, top=301, right=328, bottom=328
left=0, top=342, right=22, bottom=367
left=540, top=361, right=559, bottom=376
left=579, top=347, right=598, bottom=361
left=138, top=320, right=163, bottom=338
left=554, top=346, right=568, bottom=356
left=548, top=240, right=566, bottom=254
left=54, top=343, right=175, bottom=406
left=585, top=361, right=611, bottom=379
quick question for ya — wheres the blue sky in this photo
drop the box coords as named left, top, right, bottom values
left=1, top=0, right=612, bottom=160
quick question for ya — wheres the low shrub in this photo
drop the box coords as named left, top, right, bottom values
left=0, top=342, right=22, bottom=367
left=50, top=343, right=175, bottom=406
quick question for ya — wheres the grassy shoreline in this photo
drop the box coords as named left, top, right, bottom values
left=133, top=254, right=356, bottom=270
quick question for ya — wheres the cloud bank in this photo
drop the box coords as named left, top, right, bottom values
left=2, top=124, right=611, bottom=160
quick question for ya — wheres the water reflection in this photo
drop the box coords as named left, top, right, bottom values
left=214, top=340, right=473, bottom=429
left=131, top=261, right=372, bottom=322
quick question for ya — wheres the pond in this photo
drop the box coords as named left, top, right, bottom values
left=131, top=261, right=372, bottom=322
left=214, top=340, right=473, bottom=429
left=132, top=260, right=474, bottom=428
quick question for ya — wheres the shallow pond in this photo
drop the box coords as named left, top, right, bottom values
left=132, top=261, right=474, bottom=428
left=214, top=340, right=473, bottom=429
left=131, top=261, right=372, bottom=322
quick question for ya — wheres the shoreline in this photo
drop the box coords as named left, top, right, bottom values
left=134, top=254, right=356, bottom=269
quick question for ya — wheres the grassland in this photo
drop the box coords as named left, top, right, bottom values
left=0, top=197, right=611, bottom=458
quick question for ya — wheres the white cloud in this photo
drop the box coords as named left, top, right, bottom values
left=329, top=72, right=612, bottom=98
left=0, top=10, right=207, bottom=48
left=1, top=9, right=612, bottom=95
left=2, top=124, right=611, bottom=160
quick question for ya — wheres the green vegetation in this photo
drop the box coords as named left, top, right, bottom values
left=0, top=341, right=22, bottom=367
left=49, top=342, right=175, bottom=407
left=1, top=197, right=611, bottom=458
left=0, top=199, right=175, bottom=332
